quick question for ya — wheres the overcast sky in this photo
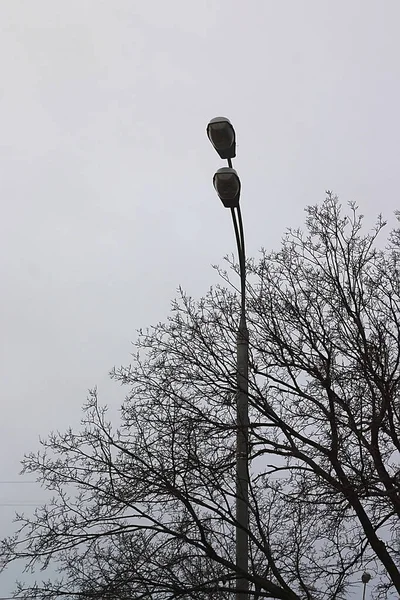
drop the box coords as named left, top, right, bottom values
left=1, top=0, right=400, bottom=595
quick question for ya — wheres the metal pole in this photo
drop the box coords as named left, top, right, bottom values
left=229, top=200, right=249, bottom=600
left=208, top=133, right=249, bottom=600
left=236, top=312, right=249, bottom=600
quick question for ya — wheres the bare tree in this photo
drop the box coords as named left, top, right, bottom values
left=1, top=194, right=400, bottom=599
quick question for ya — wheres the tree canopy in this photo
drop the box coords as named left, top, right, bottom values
left=2, top=194, right=400, bottom=599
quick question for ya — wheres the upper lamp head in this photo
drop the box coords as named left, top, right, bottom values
left=213, top=167, right=241, bottom=208
left=207, top=117, right=236, bottom=159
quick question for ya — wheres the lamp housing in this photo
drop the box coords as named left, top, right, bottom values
left=207, top=117, right=236, bottom=159
left=213, top=167, right=241, bottom=208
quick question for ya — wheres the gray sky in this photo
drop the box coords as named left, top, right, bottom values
left=1, top=0, right=400, bottom=594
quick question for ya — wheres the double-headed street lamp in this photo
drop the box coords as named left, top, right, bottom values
left=207, top=117, right=249, bottom=600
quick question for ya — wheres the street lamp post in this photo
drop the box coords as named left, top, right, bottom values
left=207, top=117, right=249, bottom=600
left=361, top=572, right=371, bottom=600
